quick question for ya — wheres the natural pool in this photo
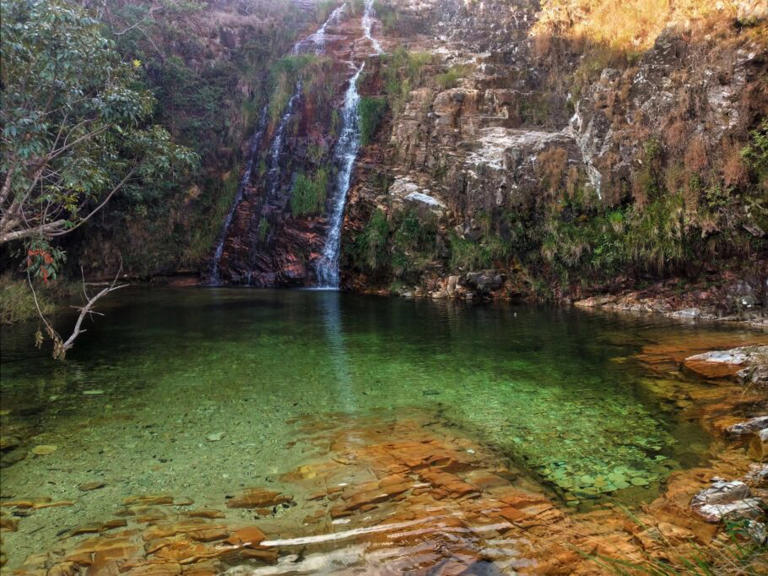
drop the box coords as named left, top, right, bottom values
left=0, top=288, right=761, bottom=571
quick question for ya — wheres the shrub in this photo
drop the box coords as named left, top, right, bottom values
left=354, top=209, right=390, bottom=273
left=290, top=170, right=328, bottom=217
left=359, top=96, right=388, bottom=146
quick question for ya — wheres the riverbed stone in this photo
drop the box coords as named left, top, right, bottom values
left=225, top=488, right=292, bottom=509
left=690, top=480, right=763, bottom=522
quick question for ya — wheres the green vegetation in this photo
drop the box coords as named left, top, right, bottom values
left=359, top=97, right=388, bottom=146
left=354, top=209, right=390, bottom=273
left=0, top=0, right=195, bottom=250
left=290, top=171, right=328, bottom=217
left=435, top=64, right=471, bottom=90
left=379, top=47, right=435, bottom=114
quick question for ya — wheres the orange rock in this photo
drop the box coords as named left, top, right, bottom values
left=72, top=524, right=103, bottom=536
left=237, top=548, right=278, bottom=564
left=188, top=527, right=229, bottom=543
left=123, top=561, right=182, bottom=576
left=225, top=526, right=267, bottom=547
left=0, top=513, right=19, bottom=531
left=225, top=488, right=292, bottom=509
left=124, top=495, right=175, bottom=506
left=103, top=519, right=129, bottom=530
left=142, top=520, right=209, bottom=541
left=185, top=509, right=224, bottom=519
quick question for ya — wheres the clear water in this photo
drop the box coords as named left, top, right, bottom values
left=0, top=288, right=755, bottom=568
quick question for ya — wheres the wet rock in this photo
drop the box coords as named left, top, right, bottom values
left=225, top=488, right=293, bottom=509
left=748, top=429, right=768, bottom=462
left=0, top=435, right=20, bottom=451
left=186, top=509, right=226, bottom=519
left=0, top=446, right=26, bottom=467
left=727, top=416, right=768, bottom=436
left=225, top=526, right=266, bottom=547
left=0, top=512, right=19, bottom=531
left=79, top=481, right=107, bottom=491
left=124, top=495, right=175, bottom=506
left=31, top=444, right=57, bottom=456
left=690, top=480, right=763, bottom=522
left=463, top=271, right=504, bottom=295
left=684, top=346, right=768, bottom=382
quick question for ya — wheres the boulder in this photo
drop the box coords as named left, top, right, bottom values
left=727, top=416, right=768, bottom=436
left=690, top=480, right=763, bottom=522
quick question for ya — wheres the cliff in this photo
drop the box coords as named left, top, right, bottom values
left=339, top=0, right=767, bottom=314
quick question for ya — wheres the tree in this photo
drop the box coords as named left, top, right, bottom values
left=0, top=0, right=196, bottom=358
left=0, top=0, right=196, bottom=248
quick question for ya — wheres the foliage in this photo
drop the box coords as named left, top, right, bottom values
left=742, top=119, right=768, bottom=194
left=0, top=273, right=53, bottom=324
left=0, top=0, right=196, bottom=254
left=359, top=96, right=388, bottom=146
left=354, top=209, right=390, bottom=273
left=290, top=170, right=328, bottom=217
left=379, top=47, right=435, bottom=114
left=435, top=64, right=471, bottom=90
left=449, top=232, right=510, bottom=271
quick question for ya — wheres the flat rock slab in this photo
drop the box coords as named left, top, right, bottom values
left=225, top=488, right=293, bottom=509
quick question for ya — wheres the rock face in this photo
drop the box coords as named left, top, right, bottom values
left=335, top=0, right=768, bottom=303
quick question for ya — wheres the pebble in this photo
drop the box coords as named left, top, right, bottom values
left=206, top=432, right=225, bottom=442
left=31, top=445, right=57, bottom=456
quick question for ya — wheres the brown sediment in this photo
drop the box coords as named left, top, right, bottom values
left=2, top=402, right=765, bottom=575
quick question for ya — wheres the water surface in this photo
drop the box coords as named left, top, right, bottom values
left=0, top=288, right=755, bottom=568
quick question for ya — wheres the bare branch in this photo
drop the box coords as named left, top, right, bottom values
left=28, top=260, right=128, bottom=360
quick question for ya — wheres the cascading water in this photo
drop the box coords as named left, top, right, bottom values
left=264, top=82, right=303, bottom=200
left=293, top=4, right=346, bottom=55
left=315, top=1, right=381, bottom=288
left=315, top=63, right=364, bottom=288
left=209, top=105, right=269, bottom=285
left=362, top=0, right=383, bottom=55
left=209, top=5, right=346, bottom=284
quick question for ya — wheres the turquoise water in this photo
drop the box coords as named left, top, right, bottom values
left=1, top=289, right=720, bottom=504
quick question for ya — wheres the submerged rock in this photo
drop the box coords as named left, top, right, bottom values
left=684, top=346, right=768, bottom=383
left=225, top=488, right=293, bottom=509
left=690, top=480, right=763, bottom=522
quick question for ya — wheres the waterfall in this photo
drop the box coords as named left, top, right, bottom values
left=315, top=0, right=381, bottom=287
left=363, top=0, right=383, bottom=55
left=265, top=82, right=303, bottom=200
left=292, top=4, right=347, bottom=55
left=315, top=64, right=364, bottom=288
left=209, top=105, right=269, bottom=285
